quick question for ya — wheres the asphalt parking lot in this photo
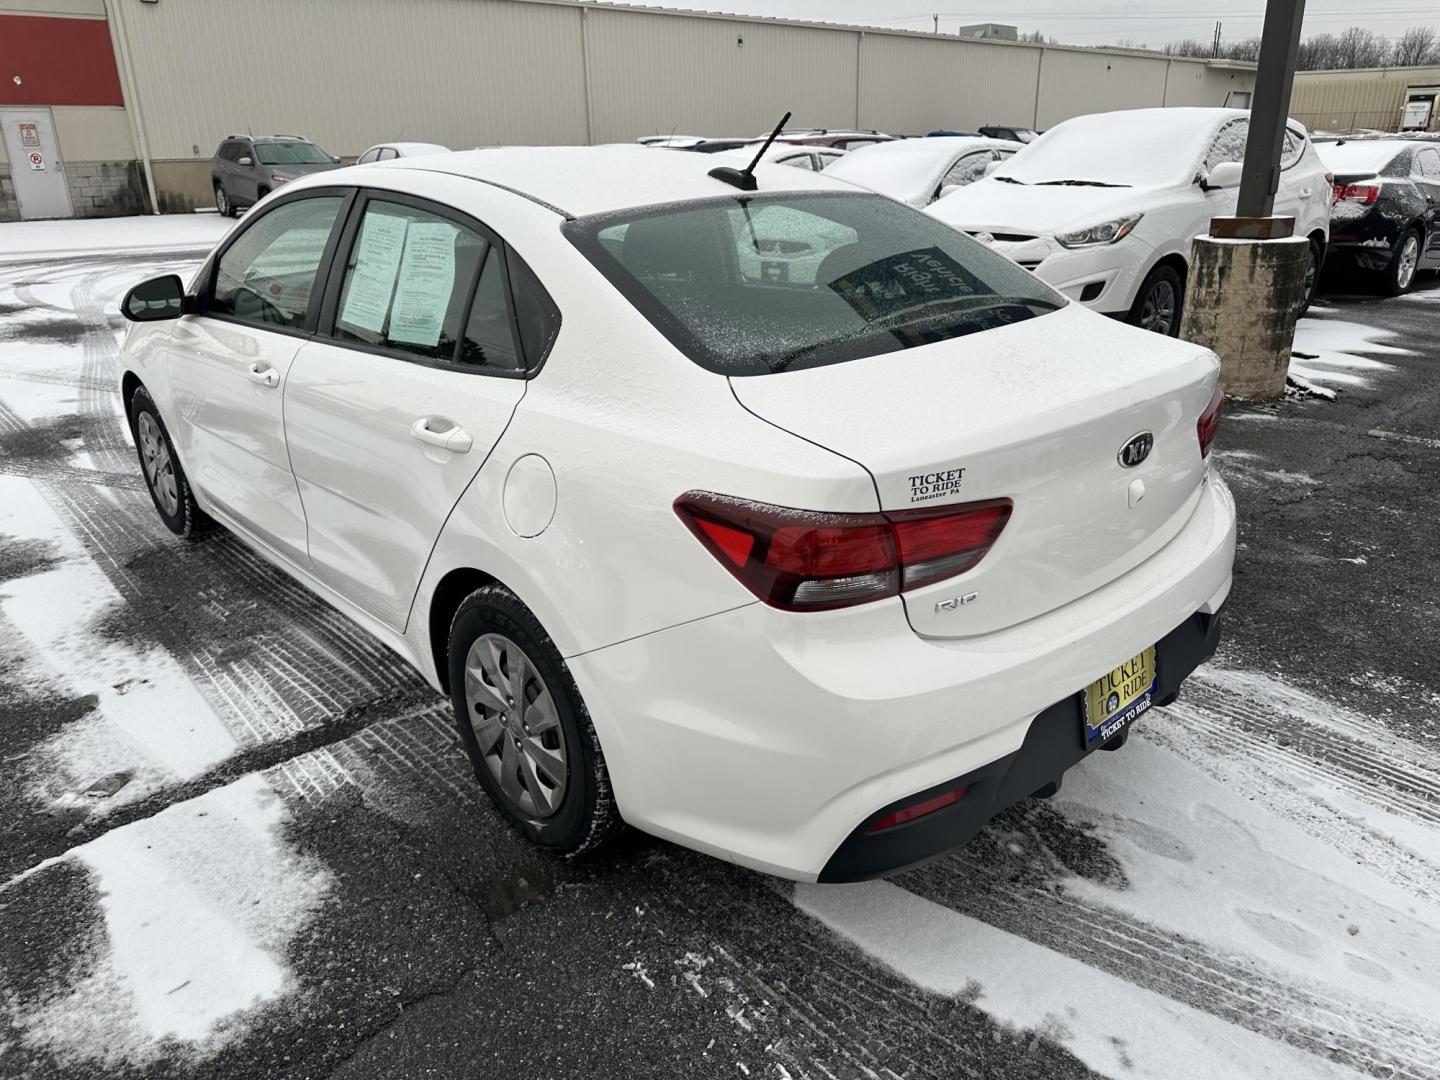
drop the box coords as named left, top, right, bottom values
left=1, top=220, right=1439, bottom=1080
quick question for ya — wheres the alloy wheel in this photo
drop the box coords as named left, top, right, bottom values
left=137, top=411, right=178, bottom=516
left=1140, top=280, right=1176, bottom=334
left=1398, top=235, right=1419, bottom=290
left=215, top=185, right=228, bottom=216
left=463, top=632, right=568, bottom=818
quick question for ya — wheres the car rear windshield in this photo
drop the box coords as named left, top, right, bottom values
left=255, top=141, right=333, bottom=165
left=563, top=192, right=1063, bottom=376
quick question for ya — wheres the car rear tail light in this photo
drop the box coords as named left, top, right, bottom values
left=1197, top=385, right=1224, bottom=458
left=1332, top=181, right=1379, bottom=206
left=868, top=784, right=969, bottom=833
left=674, top=492, right=1012, bottom=612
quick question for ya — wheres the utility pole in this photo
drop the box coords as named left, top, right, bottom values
left=933, top=14, right=939, bottom=34
left=1237, top=0, right=1306, bottom=218
left=1212, top=21, right=1223, bottom=58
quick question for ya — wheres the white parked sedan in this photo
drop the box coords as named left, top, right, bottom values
left=117, top=147, right=1235, bottom=882
left=929, top=108, right=1333, bottom=335
left=355, top=141, right=450, bottom=164
left=824, top=135, right=1020, bottom=207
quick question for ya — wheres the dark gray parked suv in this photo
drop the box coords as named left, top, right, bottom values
left=211, top=134, right=342, bottom=216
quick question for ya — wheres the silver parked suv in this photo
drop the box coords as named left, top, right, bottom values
left=211, top=134, right=342, bottom=217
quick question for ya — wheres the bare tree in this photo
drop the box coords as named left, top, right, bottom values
left=1224, top=37, right=1262, bottom=63
left=1162, top=38, right=1211, bottom=59
left=1298, top=32, right=1343, bottom=70
left=1391, top=26, right=1437, bottom=67
left=1334, top=26, right=1388, bottom=69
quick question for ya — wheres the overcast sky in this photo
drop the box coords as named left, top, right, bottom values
left=654, top=2, right=1437, bottom=49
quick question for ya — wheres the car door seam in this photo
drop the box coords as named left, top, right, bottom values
left=399, top=382, right=530, bottom=636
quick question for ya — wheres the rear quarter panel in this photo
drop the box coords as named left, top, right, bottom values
left=404, top=206, right=879, bottom=667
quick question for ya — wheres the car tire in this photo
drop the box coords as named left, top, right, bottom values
left=448, top=584, right=621, bottom=856
left=214, top=183, right=233, bottom=218
left=1126, top=265, right=1184, bottom=337
left=1384, top=228, right=1422, bottom=296
left=1296, top=237, right=1322, bottom=318
left=128, top=386, right=213, bottom=539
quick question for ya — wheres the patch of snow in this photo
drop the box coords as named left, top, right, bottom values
left=0, top=478, right=238, bottom=807
left=1288, top=317, right=1406, bottom=390
left=796, top=881, right=1368, bottom=1080
left=0, top=215, right=233, bottom=263
left=17, top=774, right=330, bottom=1062
left=1286, top=372, right=1338, bottom=400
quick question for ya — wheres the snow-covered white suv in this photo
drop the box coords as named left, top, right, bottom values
left=117, top=147, right=1235, bottom=882
left=929, top=108, right=1333, bottom=335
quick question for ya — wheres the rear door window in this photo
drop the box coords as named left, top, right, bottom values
left=208, top=195, right=343, bottom=329
left=1280, top=128, right=1307, bottom=170
left=1414, top=148, right=1440, bottom=180
left=565, top=192, right=1063, bottom=376
left=332, top=199, right=488, bottom=363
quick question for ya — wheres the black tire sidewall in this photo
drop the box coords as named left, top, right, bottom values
left=1130, top=266, right=1184, bottom=337
left=447, top=589, right=601, bottom=852
left=214, top=183, right=230, bottom=217
left=128, top=387, right=199, bottom=537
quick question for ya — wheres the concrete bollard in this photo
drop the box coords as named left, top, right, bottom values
left=1179, top=233, right=1310, bottom=401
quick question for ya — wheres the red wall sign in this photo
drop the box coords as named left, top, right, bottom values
left=0, top=15, right=125, bottom=107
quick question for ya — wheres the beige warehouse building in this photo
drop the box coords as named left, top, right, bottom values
left=2, top=0, right=1257, bottom=220
left=1291, top=65, right=1440, bottom=134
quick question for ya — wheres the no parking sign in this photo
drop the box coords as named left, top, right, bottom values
left=28, top=151, right=45, bottom=172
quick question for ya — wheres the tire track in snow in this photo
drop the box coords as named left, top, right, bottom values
left=1156, top=668, right=1440, bottom=903
left=898, top=854, right=1440, bottom=1080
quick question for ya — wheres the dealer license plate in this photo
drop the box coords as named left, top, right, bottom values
left=1082, top=647, right=1157, bottom=747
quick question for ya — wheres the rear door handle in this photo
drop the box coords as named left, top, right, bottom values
left=246, top=362, right=279, bottom=388
left=410, top=416, right=473, bottom=454
left=1299, top=187, right=1312, bottom=198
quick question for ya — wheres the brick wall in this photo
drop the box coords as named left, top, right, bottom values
left=64, top=160, right=146, bottom=218
left=0, top=159, right=145, bottom=221
left=0, top=165, right=20, bottom=222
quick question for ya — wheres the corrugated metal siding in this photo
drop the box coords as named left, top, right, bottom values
left=1035, top=50, right=1170, bottom=128
left=585, top=8, right=856, bottom=141
left=858, top=35, right=1040, bottom=133
left=115, top=0, right=588, bottom=159
left=1162, top=61, right=1254, bottom=108
left=1292, top=67, right=1440, bottom=132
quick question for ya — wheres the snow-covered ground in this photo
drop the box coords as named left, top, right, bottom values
left=1, top=216, right=1438, bottom=1080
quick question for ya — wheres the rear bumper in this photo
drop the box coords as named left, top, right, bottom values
left=819, top=606, right=1220, bottom=881
left=1324, top=238, right=1396, bottom=273
left=569, top=472, right=1235, bottom=881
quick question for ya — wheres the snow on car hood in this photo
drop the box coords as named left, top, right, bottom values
left=927, top=178, right=1157, bottom=236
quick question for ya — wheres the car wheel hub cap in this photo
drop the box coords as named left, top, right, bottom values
left=464, top=632, right=567, bottom=819
left=137, top=412, right=178, bottom=516
left=1399, top=238, right=1418, bottom=288
left=1142, top=281, right=1176, bottom=332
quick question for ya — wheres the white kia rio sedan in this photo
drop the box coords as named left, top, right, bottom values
left=928, top=107, right=1333, bottom=335
left=118, top=147, right=1235, bottom=882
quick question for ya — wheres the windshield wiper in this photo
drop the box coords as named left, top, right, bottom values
left=993, top=176, right=1026, bottom=185
left=1035, top=179, right=1130, bottom=188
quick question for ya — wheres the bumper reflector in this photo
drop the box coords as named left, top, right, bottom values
left=867, top=784, right=969, bottom=833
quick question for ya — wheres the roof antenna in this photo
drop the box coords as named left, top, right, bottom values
left=709, top=110, right=790, bottom=191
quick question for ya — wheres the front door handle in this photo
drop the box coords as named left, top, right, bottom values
left=246, top=362, right=279, bottom=388
left=411, top=416, right=473, bottom=454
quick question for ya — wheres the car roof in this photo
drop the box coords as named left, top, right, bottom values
left=364, top=141, right=450, bottom=155
left=379, top=145, right=854, bottom=218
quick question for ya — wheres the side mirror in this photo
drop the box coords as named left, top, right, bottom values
left=331, top=154, right=341, bottom=164
left=1202, top=161, right=1243, bottom=191
left=983, top=158, right=1005, bottom=177
left=937, top=183, right=962, bottom=200
left=122, top=274, right=187, bottom=322
left=238, top=155, right=253, bottom=166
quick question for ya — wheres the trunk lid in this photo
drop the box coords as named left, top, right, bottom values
left=729, top=304, right=1218, bottom=638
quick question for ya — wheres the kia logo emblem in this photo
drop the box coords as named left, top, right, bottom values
left=1118, top=432, right=1154, bottom=468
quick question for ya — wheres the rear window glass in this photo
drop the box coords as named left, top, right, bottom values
left=563, top=193, right=1062, bottom=376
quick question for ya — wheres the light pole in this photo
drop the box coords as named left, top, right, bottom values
left=1178, top=0, right=1312, bottom=401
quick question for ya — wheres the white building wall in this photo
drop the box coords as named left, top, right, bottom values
left=858, top=34, right=1042, bottom=133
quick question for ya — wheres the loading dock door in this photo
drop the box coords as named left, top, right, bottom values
left=0, top=107, right=74, bottom=220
